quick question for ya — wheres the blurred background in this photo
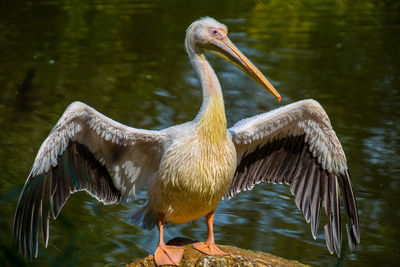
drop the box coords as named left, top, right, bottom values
left=0, top=0, right=399, bottom=266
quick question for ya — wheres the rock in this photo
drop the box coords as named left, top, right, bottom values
left=126, top=237, right=309, bottom=267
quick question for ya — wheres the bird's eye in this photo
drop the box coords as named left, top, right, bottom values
left=208, top=27, right=225, bottom=39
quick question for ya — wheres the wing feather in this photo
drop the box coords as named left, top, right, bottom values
left=14, top=101, right=167, bottom=259
left=226, top=99, right=359, bottom=256
left=310, top=165, right=321, bottom=239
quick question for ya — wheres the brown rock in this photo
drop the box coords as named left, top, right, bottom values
left=126, top=237, right=309, bottom=267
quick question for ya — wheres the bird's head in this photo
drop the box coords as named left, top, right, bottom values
left=185, top=17, right=281, bottom=102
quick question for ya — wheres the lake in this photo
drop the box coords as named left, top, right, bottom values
left=0, top=0, right=399, bottom=266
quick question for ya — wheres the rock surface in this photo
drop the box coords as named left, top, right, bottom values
left=126, top=237, right=309, bottom=267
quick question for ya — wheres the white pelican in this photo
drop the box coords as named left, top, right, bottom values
left=13, top=17, right=359, bottom=266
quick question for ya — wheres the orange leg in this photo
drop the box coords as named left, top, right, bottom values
left=154, top=220, right=185, bottom=266
left=192, top=210, right=227, bottom=255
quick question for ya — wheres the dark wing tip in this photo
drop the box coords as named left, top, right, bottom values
left=339, top=170, right=360, bottom=251
left=13, top=142, right=123, bottom=259
left=13, top=174, right=50, bottom=260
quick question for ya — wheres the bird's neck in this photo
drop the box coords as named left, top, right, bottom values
left=191, top=53, right=227, bottom=143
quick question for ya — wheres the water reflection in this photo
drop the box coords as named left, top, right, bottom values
left=1, top=0, right=399, bottom=266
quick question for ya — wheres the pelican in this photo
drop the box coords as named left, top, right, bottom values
left=13, top=17, right=359, bottom=266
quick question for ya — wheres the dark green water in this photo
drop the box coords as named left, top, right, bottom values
left=1, top=0, right=399, bottom=266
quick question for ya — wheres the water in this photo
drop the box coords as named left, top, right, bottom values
left=1, top=0, right=399, bottom=266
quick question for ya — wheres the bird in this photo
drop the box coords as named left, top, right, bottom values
left=13, top=17, right=359, bottom=266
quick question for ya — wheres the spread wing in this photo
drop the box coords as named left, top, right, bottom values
left=13, top=101, right=167, bottom=259
left=226, top=99, right=360, bottom=256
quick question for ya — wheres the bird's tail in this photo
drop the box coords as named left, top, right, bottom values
left=126, top=204, right=158, bottom=230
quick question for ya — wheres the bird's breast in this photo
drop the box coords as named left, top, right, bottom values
left=148, top=132, right=236, bottom=224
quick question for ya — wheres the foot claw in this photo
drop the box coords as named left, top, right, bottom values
left=192, top=242, right=228, bottom=255
left=154, top=244, right=185, bottom=266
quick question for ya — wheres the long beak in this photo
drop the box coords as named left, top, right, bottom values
left=209, top=37, right=281, bottom=102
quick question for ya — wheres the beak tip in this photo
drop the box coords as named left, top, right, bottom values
left=277, top=95, right=282, bottom=102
